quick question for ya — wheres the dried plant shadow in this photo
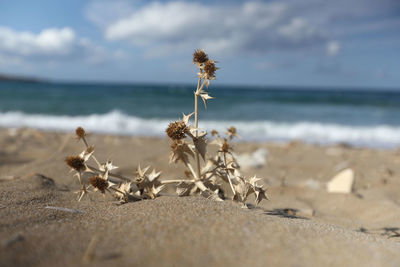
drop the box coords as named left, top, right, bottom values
left=358, top=227, right=400, bottom=238
left=101, top=252, right=122, bottom=261
left=264, top=208, right=310, bottom=220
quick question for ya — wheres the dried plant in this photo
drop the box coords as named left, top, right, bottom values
left=65, top=49, right=267, bottom=207
left=164, top=49, right=268, bottom=206
left=65, top=127, right=165, bottom=203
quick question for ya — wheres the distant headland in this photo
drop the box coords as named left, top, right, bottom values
left=0, top=73, right=45, bottom=83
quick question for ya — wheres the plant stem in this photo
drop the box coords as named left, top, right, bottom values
left=87, top=164, right=131, bottom=181
left=194, top=180, right=208, bottom=192
left=81, top=137, right=102, bottom=168
left=223, top=152, right=236, bottom=196
left=160, top=179, right=195, bottom=184
left=185, top=162, right=198, bottom=179
left=108, top=186, right=128, bottom=195
left=194, top=77, right=202, bottom=180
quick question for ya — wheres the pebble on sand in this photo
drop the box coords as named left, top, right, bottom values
left=327, top=168, right=354, bottom=193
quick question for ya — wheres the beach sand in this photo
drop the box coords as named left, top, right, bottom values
left=1, top=128, right=400, bottom=266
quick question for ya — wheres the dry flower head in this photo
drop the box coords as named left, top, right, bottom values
left=166, top=121, right=188, bottom=140
left=90, top=176, right=109, bottom=194
left=203, top=60, right=218, bottom=80
left=193, top=49, right=209, bottom=65
left=75, top=126, right=86, bottom=139
left=66, top=155, right=85, bottom=172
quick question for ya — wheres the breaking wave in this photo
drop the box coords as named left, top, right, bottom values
left=1, top=110, right=400, bottom=148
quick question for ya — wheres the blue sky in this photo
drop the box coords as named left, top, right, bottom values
left=0, top=0, right=399, bottom=88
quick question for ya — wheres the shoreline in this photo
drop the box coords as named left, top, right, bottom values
left=1, top=126, right=399, bottom=152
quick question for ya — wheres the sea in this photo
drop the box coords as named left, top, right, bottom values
left=1, top=81, right=400, bottom=148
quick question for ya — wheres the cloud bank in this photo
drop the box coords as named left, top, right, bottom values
left=86, top=0, right=400, bottom=57
left=0, top=26, right=117, bottom=65
left=88, top=1, right=330, bottom=54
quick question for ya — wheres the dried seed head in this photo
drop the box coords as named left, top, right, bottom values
left=193, top=49, right=209, bottom=65
left=65, top=156, right=85, bottom=172
left=204, top=60, right=218, bottom=80
left=226, top=126, right=239, bottom=139
left=90, top=176, right=109, bottom=193
left=227, top=126, right=237, bottom=136
left=75, top=127, right=86, bottom=139
left=86, top=145, right=95, bottom=153
left=166, top=121, right=187, bottom=140
left=211, top=129, right=219, bottom=136
left=221, top=139, right=230, bottom=153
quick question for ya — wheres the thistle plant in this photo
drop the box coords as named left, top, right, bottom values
left=65, top=127, right=165, bottom=203
left=164, top=49, right=268, bottom=205
left=65, top=49, right=267, bottom=207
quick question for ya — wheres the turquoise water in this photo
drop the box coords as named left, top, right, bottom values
left=1, top=81, right=400, bottom=147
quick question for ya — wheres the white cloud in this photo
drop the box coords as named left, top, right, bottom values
left=326, top=41, right=341, bottom=56
left=90, top=1, right=329, bottom=54
left=0, top=26, right=119, bottom=64
left=0, top=27, right=76, bottom=56
left=86, top=0, right=137, bottom=28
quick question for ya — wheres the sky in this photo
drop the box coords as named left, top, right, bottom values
left=0, top=0, right=399, bottom=88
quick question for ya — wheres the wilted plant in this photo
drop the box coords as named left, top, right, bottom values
left=65, top=127, right=165, bottom=203
left=164, top=49, right=268, bottom=205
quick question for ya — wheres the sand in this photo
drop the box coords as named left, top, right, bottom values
left=1, top=128, right=400, bottom=266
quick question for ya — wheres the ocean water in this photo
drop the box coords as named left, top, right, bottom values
left=1, top=81, right=400, bottom=148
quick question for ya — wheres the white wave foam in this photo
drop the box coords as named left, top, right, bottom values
left=1, top=110, right=400, bottom=148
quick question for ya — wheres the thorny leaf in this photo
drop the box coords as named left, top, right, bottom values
left=201, top=160, right=215, bottom=175
left=117, top=182, right=132, bottom=195
left=79, top=148, right=94, bottom=162
left=227, top=161, right=241, bottom=175
left=193, top=135, right=207, bottom=160
left=248, top=176, right=262, bottom=187
left=203, top=180, right=225, bottom=199
left=254, top=186, right=268, bottom=205
left=170, top=141, right=194, bottom=164
left=176, top=181, right=198, bottom=196
left=136, top=165, right=150, bottom=178
left=215, top=169, right=230, bottom=184
left=182, top=112, right=194, bottom=124
left=188, top=127, right=205, bottom=139
left=147, top=184, right=166, bottom=199
left=246, top=175, right=268, bottom=205
left=202, top=79, right=211, bottom=88
left=147, top=169, right=162, bottom=182
left=200, top=92, right=214, bottom=109
left=99, top=160, right=118, bottom=173
left=200, top=189, right=223, bottom=201
left=133, top=165, right=164, bottom=199
left=114, top=182, right=142, bottom=203
left=233, top=180, right=252, bottom=203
